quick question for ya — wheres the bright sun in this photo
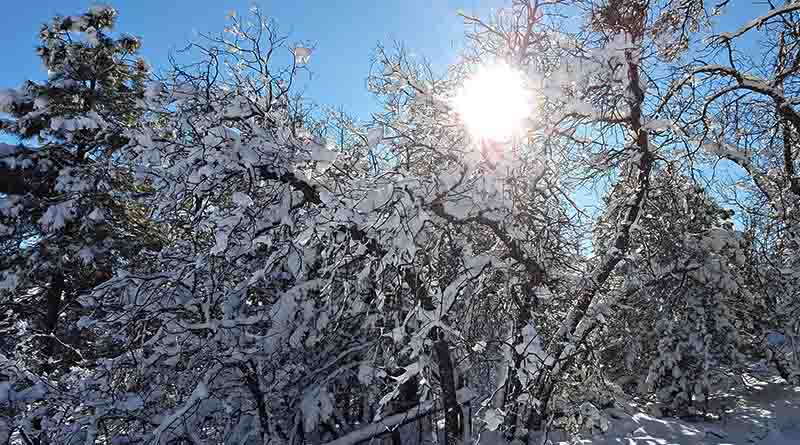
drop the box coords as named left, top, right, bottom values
left=453, top=63, right=531, bottom=142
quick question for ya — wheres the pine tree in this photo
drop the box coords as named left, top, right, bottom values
left=0, top=6, right=158, bottom=443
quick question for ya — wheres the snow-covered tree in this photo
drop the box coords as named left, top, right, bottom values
left=0, top=7, right=156, bottom=443
left=662, top=0, right=800, bottom=385
left=3, top=2, right=800, bottom=444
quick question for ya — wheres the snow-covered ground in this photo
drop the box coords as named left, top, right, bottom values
left=321, top=374, right=800, bottom=445
left=535, top=376, right=800, bottom=444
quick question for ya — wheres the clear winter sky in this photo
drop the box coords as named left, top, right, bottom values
left=1, top=1, right=765, bottom=121
left=1, top=0, right=508, bottom=121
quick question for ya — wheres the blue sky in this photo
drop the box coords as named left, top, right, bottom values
left=1, top=1, right=763, bottom=120
left=1, top=0, right=506, bottom=120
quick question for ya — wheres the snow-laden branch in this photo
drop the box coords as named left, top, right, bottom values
left=428, top=200, right=546, bottom=284
left=152, top=364, right=220, bottom=440
left=321, top=401, right=435, bottom=445
left=716, top=3, right=800, bottom=42
left=690, top=64, right=800, bottom=137
left=321, top=389, right=474, bottom=445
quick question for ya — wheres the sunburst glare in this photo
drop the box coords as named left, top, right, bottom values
left=453, top=63, right=532, bottom=143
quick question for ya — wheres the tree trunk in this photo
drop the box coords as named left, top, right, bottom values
left=42, top=272, right=65, bottom=373
left=434, top=333, right=462, bottom=445
left=384, top=369, right=421, bottom=445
